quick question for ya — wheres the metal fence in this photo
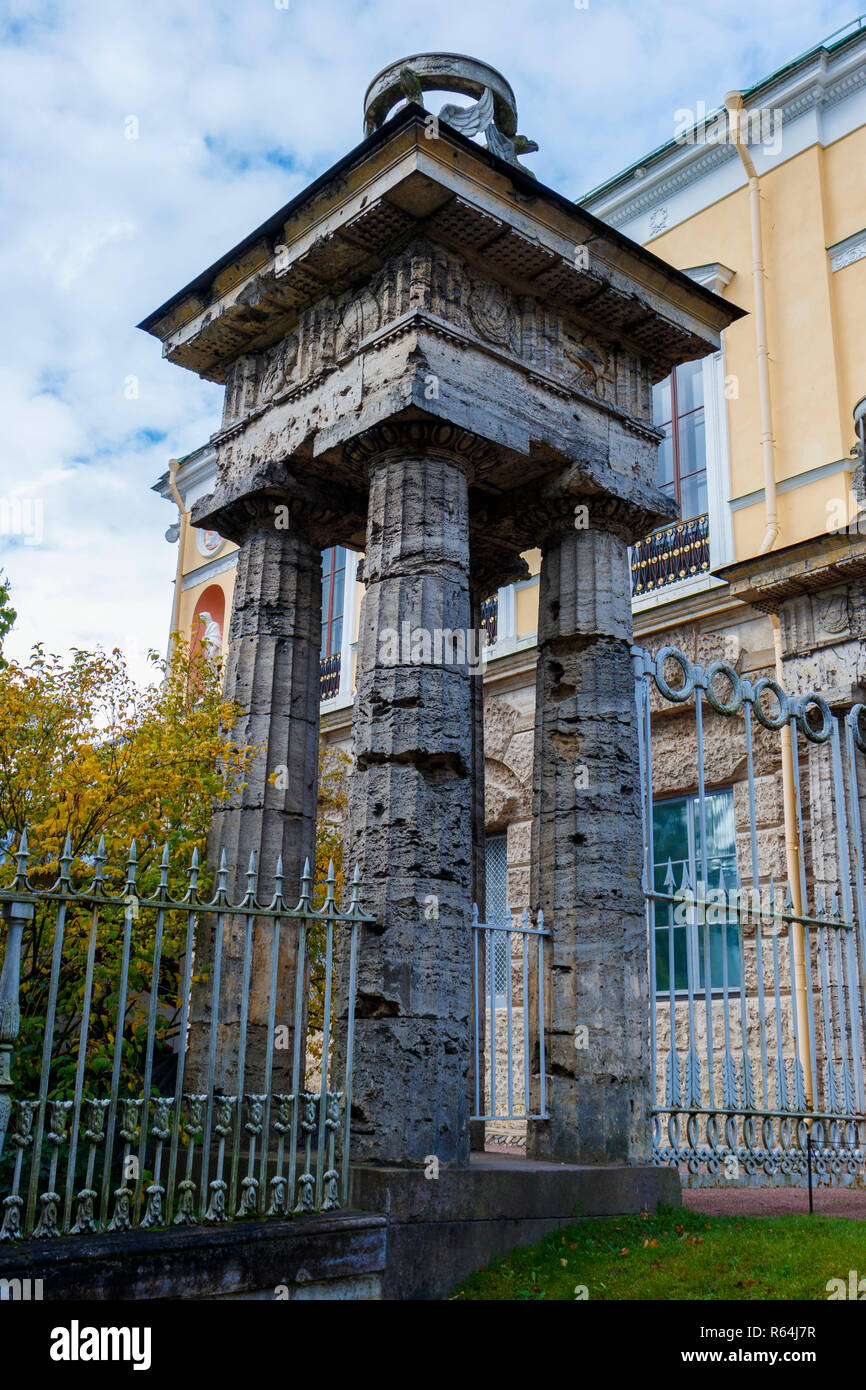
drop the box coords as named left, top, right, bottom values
left=635, top=642, right=866, bottom=1185
left=0, top=834, right=372, bottom=1241
left=471, top=903, right=548, bottom=1123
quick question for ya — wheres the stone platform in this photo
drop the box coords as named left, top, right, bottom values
left=351, top=1151, right=681, bottom=1299
left=0, top=1158, right=678, bottom=1301
left=0, top=1212, right=386, bottom=1301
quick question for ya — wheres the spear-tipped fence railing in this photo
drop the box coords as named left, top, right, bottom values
left=635, top=642, right=866, bottom=1186
left=0, top=834, right=374, bottom=1241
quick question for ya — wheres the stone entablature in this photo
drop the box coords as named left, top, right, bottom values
left=218, top=239, right=649, bottom=430
left=140, top=108, right=738, bottom=561
left=141, top=109, right=731, bottom=384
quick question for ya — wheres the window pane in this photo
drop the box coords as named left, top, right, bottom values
left=331, top=567, right=345, bottom=627
left=322, top=546, right=334, bottom=580
left=695, top=790, right=736, bottom=864
left=676, top=359, right=704, bottom=414
left=680, top=471, right=707, bottom=521
left=652, top=797, right=689, bottom=876
left=321, top=573, right=331, bottom=626
left=328, top=617, right=343, bottom=657
left=654, top=789, right=740, bottom=994
left=657, top=423, right=674, bottom=488
left=655, top=926, right=688, bottom=994
left=677, top=408, right=706, bottom=482
left=652, top=375, right=672, bottom=427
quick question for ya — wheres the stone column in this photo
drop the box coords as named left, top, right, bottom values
left=467, top=580, right=487, bottom=1152
left=343, top=422, right=484, bottom=1168
left=209, top=498, right=322, bottom=893
left=188, top=494, right=325, bottom=1091
left=527, top=520, right=650, bottom=1165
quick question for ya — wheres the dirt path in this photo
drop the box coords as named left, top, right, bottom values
left=684, top=1187, right=866, bottom=1220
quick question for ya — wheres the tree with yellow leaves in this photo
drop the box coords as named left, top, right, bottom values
left=0, top=640, right=252, bottom=1097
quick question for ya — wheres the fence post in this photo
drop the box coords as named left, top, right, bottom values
left=0, top=896, right=33, bottom=1162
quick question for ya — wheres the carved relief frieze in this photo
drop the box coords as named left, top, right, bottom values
left=466, top=277, right=519, bottom=352
left=814, top=591, right=850, bottom=639
left=335, top=286, right=380, bottom=359
left=219, top=237, right=647, bottom=433
left=257, top=332, right=299, bottom=403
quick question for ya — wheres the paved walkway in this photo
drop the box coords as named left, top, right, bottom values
left=684, top=1187, right=866, bottom=1220
left=482, top=1135, right=866, bottom=1219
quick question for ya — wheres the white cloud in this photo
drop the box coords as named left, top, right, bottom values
left=0, top=0, right=855, bottom=684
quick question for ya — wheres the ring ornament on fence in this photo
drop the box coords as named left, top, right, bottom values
left=847, top=703, right=866, bottom=753
left=795, top=692, right=834, bottom=744
left=750, top=676, right=791, bottom=731
left=652, top=646, right=696, bottom=703
left=703, top=661, right=744, bottom=716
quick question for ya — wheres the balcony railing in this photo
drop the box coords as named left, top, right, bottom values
left=320, top=652, right=341, bottom=700
left=631, top=513, right=710, bottom=597
left=480, top=594, right=498, bottom=646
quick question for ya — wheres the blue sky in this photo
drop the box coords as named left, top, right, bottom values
left=0, top=0, right=858, bottom=680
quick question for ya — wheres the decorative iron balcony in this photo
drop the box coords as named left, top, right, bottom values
left=631, top=513, right=710, bottom=597
left=320, top=651, right=341, bottom=699
left=481, top=594, right=498, bottom=645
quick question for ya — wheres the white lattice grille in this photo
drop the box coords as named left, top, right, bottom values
left=485, top=834, right=510, bottom=995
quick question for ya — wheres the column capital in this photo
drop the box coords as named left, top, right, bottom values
left=473, top=458, right=678, bottom=551
left=343, top=417, right=497, bottom=479
left=191, top=485, right=351, bottom=551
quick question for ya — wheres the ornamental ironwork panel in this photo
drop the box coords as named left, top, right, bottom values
left=480, top=594, right=498, bottom=646
left=635, top=643, right=866, bottom=1187
left=631, top=513, right=710, bottom=596
left=0, top=838, right=372, bottom=1241
left=320, top=652, right=341, bottom=700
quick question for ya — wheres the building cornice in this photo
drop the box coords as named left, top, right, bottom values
left=716, top=530, right=866, bottom=612
left=828, top=225, right=866, bottom=271
left=152, top=444, right=218, bottom=509
left=581, top=31, right=866, bottom=230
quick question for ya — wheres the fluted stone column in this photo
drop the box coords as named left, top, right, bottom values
left=468, top=581, right=487, bottom=1152
left=344, top=423, right=482, bottom=1167
left=210, top=505, right=322, bottom=891
left=188, top=495, right=324, bottom=1091
left=527, top=522, right=650, bottom=1165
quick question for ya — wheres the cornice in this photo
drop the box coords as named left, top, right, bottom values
left=587, top=46, right=866, bottom=231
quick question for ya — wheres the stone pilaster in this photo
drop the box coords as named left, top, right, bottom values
left=188, top=493, right=328, bottom=1092
left=527, top=521, right=650, bottom=1164
left=343, top=422, right=483, bottom=1167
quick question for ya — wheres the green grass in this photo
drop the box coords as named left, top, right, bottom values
left=450, top=1204, right=866, bottom=1300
